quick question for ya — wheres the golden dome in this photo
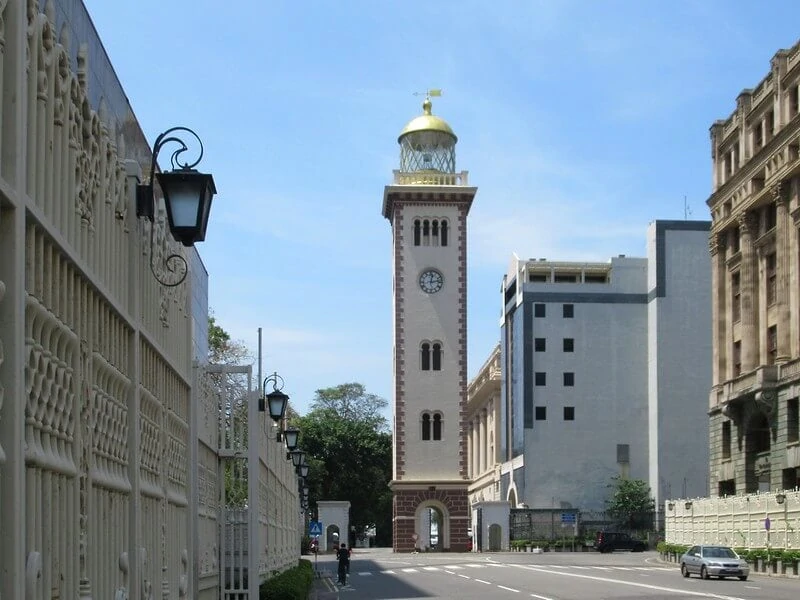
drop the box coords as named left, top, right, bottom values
left=398, top=98, right=457, bottom=143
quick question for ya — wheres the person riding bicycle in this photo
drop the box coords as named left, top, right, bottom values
left=336, top=543, right=350, bottom=585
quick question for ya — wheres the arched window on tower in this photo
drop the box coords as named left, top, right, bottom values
left=414, top=219, right=421, bottom=246
left=431, top=220, right=439, bottom=245
left=422, top=413, right=431, bottom=440
left=432, top=343, right=442, bottom=371
left=441, top=221, right=448, bottom=246
left=433, top=413, right=443, bottom=440
left=421, top=342, right=431, bottom=371
left=423, top=219, right=430, bottom=246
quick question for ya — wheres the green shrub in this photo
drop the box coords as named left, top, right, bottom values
left=656, top=542, right=688, bottom=556
left=259, top=559, right=314, bottom=600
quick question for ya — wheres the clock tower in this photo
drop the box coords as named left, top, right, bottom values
left=382, top=96, right=477, bottom=552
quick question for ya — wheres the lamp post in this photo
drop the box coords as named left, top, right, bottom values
left=136, top=126, right=217, bottom=286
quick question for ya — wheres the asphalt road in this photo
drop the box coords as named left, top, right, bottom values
left=308, top=548, right=800, bottom=600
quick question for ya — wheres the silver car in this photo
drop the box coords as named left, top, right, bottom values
left=680, top=545, right=749, bottom=580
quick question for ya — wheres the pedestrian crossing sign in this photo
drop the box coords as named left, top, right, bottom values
left=309, top=521, right=323, bottom=536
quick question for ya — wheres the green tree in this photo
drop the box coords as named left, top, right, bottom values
left=310, top=383, right=389, bottom=431
left=605, top=476, right=656, bottom=531
left=296, top=384, right=393, bottom=546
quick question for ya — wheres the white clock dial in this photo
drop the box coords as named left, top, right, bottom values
left=419, top=269, right=444, bottom=294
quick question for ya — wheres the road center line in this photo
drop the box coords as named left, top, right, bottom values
left=498, top=585, right=520, bottom=592
left=512, top=564, right=747, bottom=600
left=529, top=594, right=555, bottom=600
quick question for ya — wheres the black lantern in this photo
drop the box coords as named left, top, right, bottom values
left=283, top=427, right=300, bottom=452
left=157, top=168, right=216, bottom=246
left=299, top=463, right=309, bottom=478
left=290, top=450, right=304, bottom=468
left=136, top=127, right=217, bottom=286
left=260, top=372, right=289, bottom=422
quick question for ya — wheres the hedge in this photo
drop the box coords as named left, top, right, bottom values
left=259, top=559, right=314, bottom=600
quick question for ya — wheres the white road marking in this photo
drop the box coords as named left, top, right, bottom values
left=400, top=568, right=418, bottom=573
left=357, top=572, right=371, bottom=576
left=512, top=564, right=749, bottom=600
left=530, top=594, right=556, bottom=600
left=475, top=579, right=492, bottom=584
left=444, top=570, right=456, bottom=575
left=444, top=565, right=463, bottom=569
left=422, top=567, right=440, bottom=571
left=498, top=584, right=520, bottom=592
left=457, top=574, right=470, bottom=579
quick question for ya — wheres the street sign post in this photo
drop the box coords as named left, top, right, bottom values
left=309, top=521, right=323, bottom=536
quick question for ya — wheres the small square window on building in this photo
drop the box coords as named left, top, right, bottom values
left=535, top=372, right=546, bottom=386
left=616, top=443, right=630, bottom=464
left=563, top=304, right=574, bottom=318
left=564, top=406, right=575, bottom=420
left=534, top=338, right=546, bottom=352
left=563, top=372, right=574, bottom=386
left=563, top=338, right=574, bottom=352
left=535, top=406, right=547, bottom=420
left=534, top=303, right=546, bottom=318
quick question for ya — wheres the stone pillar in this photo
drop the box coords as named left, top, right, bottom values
left=467, top=423, right=473, bottom=478
left=738, top=212, right=759, bottom=372
left=709, top=232, right=727, bottom=385
left=473, top=417, right=480, bottom=476
left=774, top=182, right=792, bottom=362
left=479, top=410, right=487, bottom=474
left=791, top=177, right=800, bottom=358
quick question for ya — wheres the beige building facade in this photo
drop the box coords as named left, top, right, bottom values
left=707, top=39, right=800, bottom=498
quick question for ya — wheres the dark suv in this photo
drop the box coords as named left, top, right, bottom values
left=594, top=531, right=646, bottom=553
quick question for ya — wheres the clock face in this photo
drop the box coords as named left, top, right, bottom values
left=419, top=269, right=444, bottom=294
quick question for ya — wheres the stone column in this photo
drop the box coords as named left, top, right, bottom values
left=774, top=182, right=792, bottom=362
left=473, top=417, right=480, bottom=476
left=709, top=232, right=726, bottom=385
left=738, top=212, right=759, bottom=372
left=791, top=177, right=800, bottom=358
left=467, top=423, right=473, bottom=478
left=479, top=410, right=487, bottom=475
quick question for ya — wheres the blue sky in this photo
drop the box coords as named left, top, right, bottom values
left=84, top=0, right=799, bottom=417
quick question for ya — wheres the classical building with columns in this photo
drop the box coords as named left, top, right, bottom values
left=707, top=40, right=800, bottom=497
left=466, top=220, right=712, bottom=519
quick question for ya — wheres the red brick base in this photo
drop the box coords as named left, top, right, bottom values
left=393, top=487, right=470, bottom=552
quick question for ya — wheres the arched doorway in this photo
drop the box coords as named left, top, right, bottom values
left=326, top=525, right=341, bottom=553
left=745, top=411, right=771, bottom=493
left=416, top=501, right=448, bottom=551
left=488, top=523, right=502, bottom=551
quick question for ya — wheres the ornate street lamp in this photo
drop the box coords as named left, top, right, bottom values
left=136, top=126, right=217, bottom=286
left=283, top=427, right=300, bottom=452
left=290, top=450, right=305, bottom=468
left=260, top=372, right=289, bottom=422
left=299, top=462, right=309, bottom=478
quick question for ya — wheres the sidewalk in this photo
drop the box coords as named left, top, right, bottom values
left=308, top=567, right=338, bottom=599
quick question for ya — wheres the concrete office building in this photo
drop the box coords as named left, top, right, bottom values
left=484, top=221, right=711, bottom=513
left=707, top=39, right=800, bottom=497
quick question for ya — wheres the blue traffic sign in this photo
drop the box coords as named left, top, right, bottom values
left=309, top=521, right=323, bottom=536
left=561, top=513, right=577, bottom=523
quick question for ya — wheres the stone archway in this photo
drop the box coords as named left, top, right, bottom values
left=488, top=524, right=502, bottom=551
left=508, top=488, right=518, bottom=507
left=745, top=411, right=772, bottom=493
left=415, top=501, right=448, bottom=552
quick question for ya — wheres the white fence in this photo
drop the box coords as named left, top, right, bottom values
left=666, top=490, right=800, bottom=549
left=0, top=2, right=300, bottom=599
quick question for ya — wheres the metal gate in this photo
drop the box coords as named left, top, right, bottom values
left=205, top=364, right=255, bottom=600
